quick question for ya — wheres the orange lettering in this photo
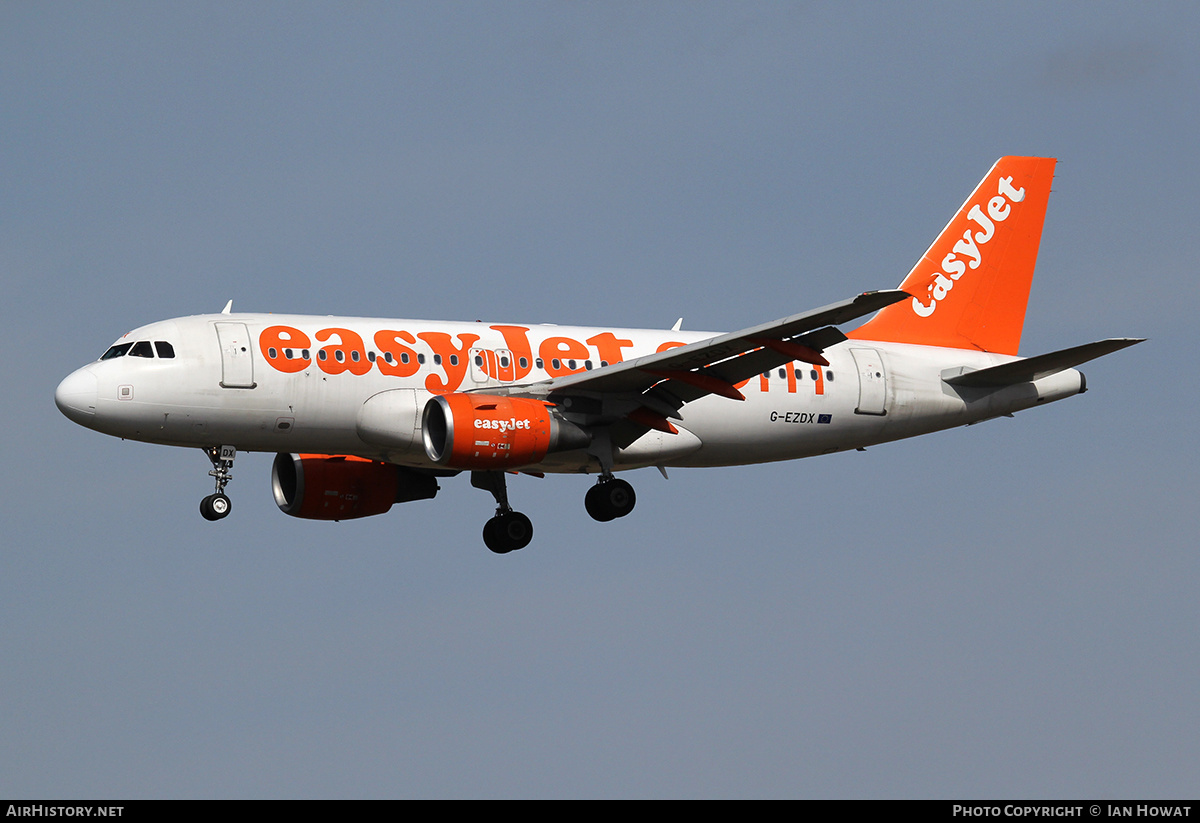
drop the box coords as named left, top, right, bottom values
left=374, top=329, right=421, bottom=378
left=418, top=331, right=480, bottom=393
left=490, top=325, right=533, bottom=380
left=259, top=325, right=311, bottom=374
left=656, top=341, right=685, bottom=354
left=539, top=336, right=589, bottom=377
left=316, top=328, right=372, bottom=376
left=587, top=332, right=633, bottom=365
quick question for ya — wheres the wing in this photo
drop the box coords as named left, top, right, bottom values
left=490, top=289, right=908, bottom=447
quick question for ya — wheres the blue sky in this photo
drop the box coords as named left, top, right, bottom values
left=2, top=2, right=1196, bottom=798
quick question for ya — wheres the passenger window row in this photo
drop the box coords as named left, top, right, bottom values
left=761, top=367, right=835, bottom=381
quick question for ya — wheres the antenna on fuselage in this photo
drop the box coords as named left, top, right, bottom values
left=221, top=300, right=233, bottom=315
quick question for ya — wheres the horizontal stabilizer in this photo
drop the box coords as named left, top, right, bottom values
left=944, top=338, right=1144, bottom=388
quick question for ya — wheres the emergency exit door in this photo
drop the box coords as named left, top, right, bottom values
left=850, top=347, right=887, bottom=415
left=215, top=322, right=256, bottom=389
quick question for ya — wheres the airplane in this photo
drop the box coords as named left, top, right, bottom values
left=55, top=156, right=1142, bottom=553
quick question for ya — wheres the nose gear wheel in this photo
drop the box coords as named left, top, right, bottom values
left=199, top=446, right=236, bottom=521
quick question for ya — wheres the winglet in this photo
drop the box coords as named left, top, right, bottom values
left=221, top=300, right=233, bottom=315
left=849, top=157, right=1057, bottom=355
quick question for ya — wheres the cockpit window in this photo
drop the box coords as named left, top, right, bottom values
left=100, top=340, right=176, bottom=360
left=100, top=342, right=133, bottom=360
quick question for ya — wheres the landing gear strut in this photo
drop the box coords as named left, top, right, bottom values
left=585, top=475, right=637, bottom=522
left=472, top=471, right=533, bottom=554
left=582, top=429, right=636, bottom=522
left=200, top=445, right=236, bottom=521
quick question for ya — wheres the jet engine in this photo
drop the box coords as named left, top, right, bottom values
left=272, top=453, right=439, bottom=520
left=421, top=393, right=590, bottom=470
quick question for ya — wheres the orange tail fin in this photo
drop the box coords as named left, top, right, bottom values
left=848, top=156, right=1057, bottom=355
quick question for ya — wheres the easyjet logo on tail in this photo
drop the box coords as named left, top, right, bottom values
left=912, top=175, right=1026, bottom=318
left=847, top=156, right=1055, bottom=355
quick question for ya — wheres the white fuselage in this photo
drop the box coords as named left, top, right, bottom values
left=54, top=312, right=1084, bottom=474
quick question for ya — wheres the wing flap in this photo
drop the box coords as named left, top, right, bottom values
left=525, top=290, right=907, bottom=401
left=485, top=289, right=906, bottom=450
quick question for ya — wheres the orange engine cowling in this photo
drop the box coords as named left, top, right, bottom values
left=272, top=453, right=439, bottom=520
left=422, top=393, right=590, bottom=470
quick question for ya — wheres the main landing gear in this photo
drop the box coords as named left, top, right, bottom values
left=472, top=471, right=533, bottom=554
left=582, top=430, right=636, bottom=523
left=584, top=476, right=637, bottom=522
left=200, top=445, right=236, bottom=521
left=471, top=469, right=638, bottom=554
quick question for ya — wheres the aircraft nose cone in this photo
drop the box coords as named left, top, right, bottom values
left=55, top=368, right=98, bottom=425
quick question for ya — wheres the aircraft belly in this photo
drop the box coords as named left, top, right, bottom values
left=615, top=425, right=703, bottom=467
left=669, top=385, right=883, bottom=467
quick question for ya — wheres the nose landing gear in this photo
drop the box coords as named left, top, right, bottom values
left=200, top=445, right=236, bottom=521
left=200, top=492, right=231, bottom=521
